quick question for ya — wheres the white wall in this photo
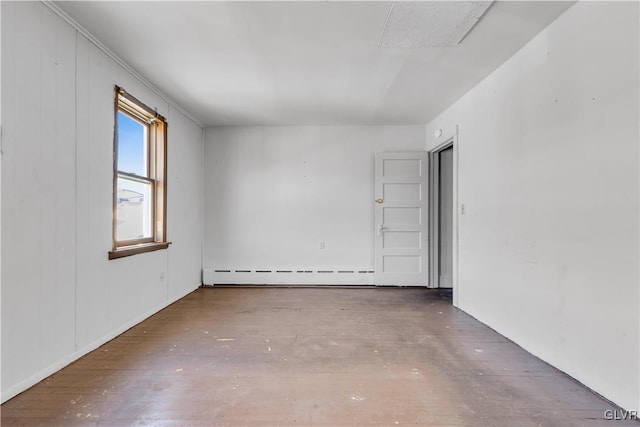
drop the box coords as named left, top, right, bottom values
left=203, top=126, right=425, bottom=285
left=426, top=1, right=639, bottom=410
left=1, top=2, right=203, bottom=402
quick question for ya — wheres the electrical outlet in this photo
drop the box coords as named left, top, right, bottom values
left=319, top=241, right=325, bottom=250
left=159, top=272, right=166, bottom=282
left=461, top=204, right=466, bottom=215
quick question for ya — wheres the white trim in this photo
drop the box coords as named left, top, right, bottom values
left=40, top=0, right=204, bottom=128
left=1, top=284, right=199, bottom=403
left=428, top=149, right=440, bottom=289
left=451, top=125, right=460, bottom=307
left=200, top=127, right=206, bottom=285
left=452, top=126, right=459, bottom=307
left=428, top=128, right=459, bottom=305
left=203, top=268, right=375, bottom=286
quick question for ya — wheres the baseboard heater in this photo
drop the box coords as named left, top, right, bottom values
left=202, top=268, right=375, bottom=286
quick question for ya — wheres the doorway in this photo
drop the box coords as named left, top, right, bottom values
left=429, top=138, right=458, bottom=303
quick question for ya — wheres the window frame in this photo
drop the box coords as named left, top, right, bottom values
left=109, top=86, right=169, bottom=260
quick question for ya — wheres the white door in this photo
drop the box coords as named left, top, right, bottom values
left=374, top=152, right=428, bottom=286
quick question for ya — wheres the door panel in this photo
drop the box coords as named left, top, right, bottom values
left=383, top=207, right=421, bottom=225
left=383, top=183, right=421, bottom=202
left=375, top=152, right=428, bottom=286
left=383, top=159, right=421, bottom=177
left=383, top=231, right=421, bottom=249
left=383, top=256, right=421, bottom=273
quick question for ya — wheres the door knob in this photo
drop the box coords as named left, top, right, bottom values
left=375, top=198, right=383, bottom=204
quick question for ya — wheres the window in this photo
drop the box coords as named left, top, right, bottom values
left=109, top=86, right=169, bottom=259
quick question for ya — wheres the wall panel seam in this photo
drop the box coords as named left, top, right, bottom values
left=40, top=0, right=204, bottom=128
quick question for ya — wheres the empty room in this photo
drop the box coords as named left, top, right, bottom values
left=1, top=0, right=639, bottom=426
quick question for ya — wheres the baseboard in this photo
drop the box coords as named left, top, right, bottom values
left=1, top=283, right=199, bottom=403
left=203, top=267, right=375, bottom=286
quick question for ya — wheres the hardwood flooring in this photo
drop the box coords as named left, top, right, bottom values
left=2, top=287, right=636, bottom=426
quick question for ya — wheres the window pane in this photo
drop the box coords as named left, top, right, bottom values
left=116, top=177, right=153, bottom=241
left=117, top=111, right=148, bottom=176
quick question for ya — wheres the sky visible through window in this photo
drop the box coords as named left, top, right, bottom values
left=117, top=111, right=147, bottom=176
left=117, top=111, right=151, bottom=240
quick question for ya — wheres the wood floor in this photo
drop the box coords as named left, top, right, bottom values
left=2, top=287, right=635, bottom=426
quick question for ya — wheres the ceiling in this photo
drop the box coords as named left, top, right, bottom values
left=56, top=1, right=574, bottom=127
